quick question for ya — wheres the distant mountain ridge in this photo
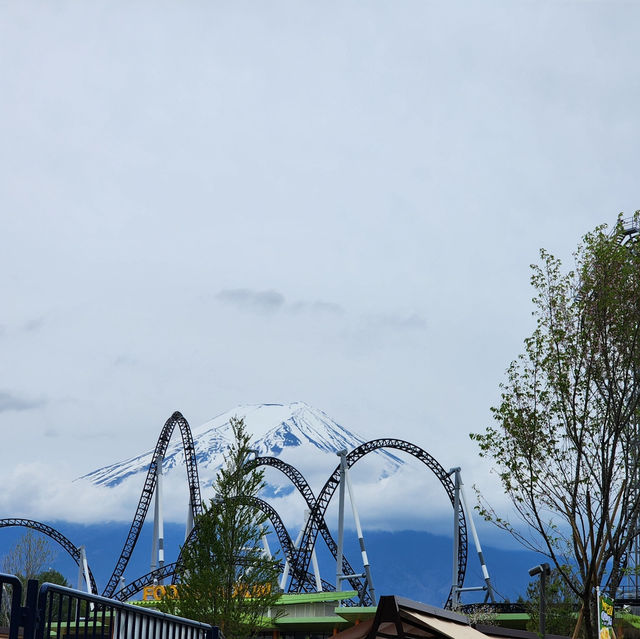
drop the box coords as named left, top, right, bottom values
left=1, top=521, right=535, bottom=605
left=81, top=402, right=404, bottom=489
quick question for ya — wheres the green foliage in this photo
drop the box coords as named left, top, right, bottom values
left=466, top=605, right=499, bottom=627
left=470, top=215, right=640, bottom=639
left=162, top=417, right=282, bottom=639
left=37, top=570, right=72, bottom=622
left=616, top=612, right=640, bottom=639
left=525, top=566, right=579, bottom=637
left=36, top=569, right=70, bottom=587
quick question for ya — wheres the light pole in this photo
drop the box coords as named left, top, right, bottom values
left=529, top=563, right=551, bottom=637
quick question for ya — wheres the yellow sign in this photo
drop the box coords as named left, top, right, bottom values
left=142, top=582, right=272, bottom=601
left=142, top=585, right=179, bottom=601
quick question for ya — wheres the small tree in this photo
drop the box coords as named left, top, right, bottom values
left=1, top=532, right=64, bottom=625
left=471, top=217, right=640, bottom=639
left=525, top=566, right=578, bottom=637
left=166, top=417, right=282, bottom=638
left=36, top=570, right=71, bottom=622
left=2, top=530, right=56, bottom=586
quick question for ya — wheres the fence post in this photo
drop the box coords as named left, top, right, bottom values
left=21, top=580, right=40, bottom=639
left=4, top=576, right=23, bottom=639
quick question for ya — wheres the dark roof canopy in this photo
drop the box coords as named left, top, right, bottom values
left=334, top=597, right=569, bottom=639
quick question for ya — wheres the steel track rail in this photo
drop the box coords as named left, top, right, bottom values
left=103, top=411, right=203, bottom=597
left=250, top=456, right=370, bottom=604
left=286, top=438, right=468, bottom=609
left=3, top=419, right=466, bottom=608
left=170, top=495, right=334, bottom=594
left=114, top=563, right=179, bottom=601
left=0, top=518, right=98, bottom=594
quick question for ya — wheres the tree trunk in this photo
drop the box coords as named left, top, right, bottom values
left=582, top=591, right=598, bottom=639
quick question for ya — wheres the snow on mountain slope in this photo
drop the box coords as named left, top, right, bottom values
left=81, top=402, right=404, bottom=491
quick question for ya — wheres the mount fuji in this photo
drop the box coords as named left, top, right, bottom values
left=81, top=402, right=405, bottom=495
left=63, top=403, right=538, bottom=604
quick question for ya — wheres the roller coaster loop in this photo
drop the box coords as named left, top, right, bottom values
left=103, top=411, right=203, bottom=597
left=0, top=518, right=98, bottom=595
left=284, top=438, right=468, bottom=609
left=249, top=456, right=373, bottom=605
left=114, top=493, right=335, bottom=601
left=1, top=414, right=468, bottom=610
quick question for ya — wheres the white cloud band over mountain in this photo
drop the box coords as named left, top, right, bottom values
left=0, top=403, right=502, bottom=538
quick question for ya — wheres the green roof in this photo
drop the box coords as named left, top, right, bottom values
left=274, top=616, right=350, bottom=626
left=275, top=590, right=359, bottom=605
left=335, top=606, right=377, bottom=622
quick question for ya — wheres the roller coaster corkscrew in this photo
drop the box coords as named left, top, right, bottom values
left=0, top=411, right=494, bottom=608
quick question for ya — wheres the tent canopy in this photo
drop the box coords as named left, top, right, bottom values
left=334, top=596, right=484, bottom=639
left=334, top=596, right=568, bottom=639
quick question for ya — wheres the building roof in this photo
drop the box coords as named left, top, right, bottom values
left=333, top=596, right=570, bottom=639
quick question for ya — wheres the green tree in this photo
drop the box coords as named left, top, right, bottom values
left=37, top=570, right=72, bottom=622
left=525, top=566, right=578, bottom=637
left=165, top=417, right=282, bottom=638
left=36, top=569, right=69, bottom=587
left=471, top=216, right=640, bottom=639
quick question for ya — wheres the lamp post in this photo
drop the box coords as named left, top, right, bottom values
left=529, top=563, right=551, bottom=637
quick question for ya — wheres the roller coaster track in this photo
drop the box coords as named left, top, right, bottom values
left=175, top=496, right=336, bottom=593
left=0, top=518, right=98, bottom=594
left=286, top=438, right=467, bottom=609
left=1, top=414, right=469, bottom=609
left=114, top=495, right=334, bottom=602
left=245, top=495, right=337, bottom=595
left=103, top=411, right=203, bottom=598
left=115, top=563, right=179, bottom=601
left=250, top=456, right=372, bottom=605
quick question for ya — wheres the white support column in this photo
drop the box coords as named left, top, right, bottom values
left=459, top=474, right=494, bottom=602
left=262, top=535, right=272, bottom=559
left=157, top=463, right=165, bottom=579
left=151, top=459, right=165, bottom=583
left=312, top=546, right=323, bottom=592
left=449, top=467, right=495, bottom=605
left=77, top=545, right=91, bottom=593
left=336, top=450, right=347, bottom=595
left=301, top=509, right=323, bottom=592
left=281, top=514, right=306, bottom=591
left=450, top=467, right=461, bottom=609
left=343, top=458, right=375, bottom=604
left=185, top=496, right=194, bottom=541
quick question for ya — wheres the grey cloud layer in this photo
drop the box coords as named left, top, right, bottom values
left=0, top=391, right=45, bottom=413
left=368, top=313, right=427, bottom=331
left=216, top=288, right=425, bottom=335
left=216, top=289, right=285, bottom=313
left=216, top=288, right=344, bottom=316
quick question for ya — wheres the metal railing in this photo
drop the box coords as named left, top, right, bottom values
left=0, top=573, right=220, bottom=639
left=0, top=573, right=23, bottom=639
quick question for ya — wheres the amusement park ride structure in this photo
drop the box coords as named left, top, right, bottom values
left=0, top=412, right=496, bottom=609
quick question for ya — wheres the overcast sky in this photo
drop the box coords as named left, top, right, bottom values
left=1, top=1, right=639, bottom=534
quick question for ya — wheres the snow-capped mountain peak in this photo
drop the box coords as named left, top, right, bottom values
left=81, top=402, right=404, bottom=489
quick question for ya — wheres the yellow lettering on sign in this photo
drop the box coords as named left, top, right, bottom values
left=142, top=585, right=181, bottom=601
left=142, top=587, right=154, bottom=601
